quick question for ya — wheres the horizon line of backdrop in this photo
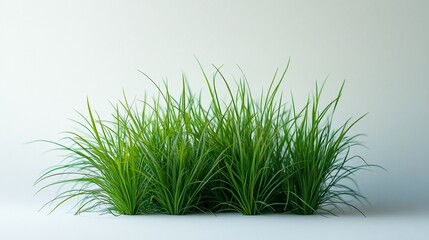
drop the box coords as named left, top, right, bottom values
left=0, top=0, right=428, bottom=213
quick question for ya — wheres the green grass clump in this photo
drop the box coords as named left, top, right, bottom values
left=35, top=100, right=151, bottom=215
left=201, top=66, right=289, bottom=215
left=285, top=82, right=370, bottom=215
left=124, top=77, right=220, bottom=215
left=35, top=63, right=375, bottom=216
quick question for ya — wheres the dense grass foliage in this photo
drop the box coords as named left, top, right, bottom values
left=35, top=101, right=151, bottom=215
left=123, top=78, right=221, bottom=214
left=35, top=64, right=374, bottom=216
left=284, top=82, right=370, bottom=215
left=201, top=66, right=289, bottom=215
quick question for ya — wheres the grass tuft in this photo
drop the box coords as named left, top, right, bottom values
left=35, top=63, right=377, bottom=216
left=284, top=81, right=371, bottom=215
left=200, top=64, right=290, bottom=215
left=35, top=99, right=151, bottom=215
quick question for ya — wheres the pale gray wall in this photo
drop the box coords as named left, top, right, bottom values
left=1, top=0, right=428, bottom=212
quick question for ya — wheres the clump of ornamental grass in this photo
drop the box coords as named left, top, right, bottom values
left=35, top=63, right=375, bottom=216
left=199, top=65, right=290, bottom=215
left=284, top=82, right=371, bottom=215
left=124, top=76, right=221, bottom=215
left=35, top=100, right=152, bottom=215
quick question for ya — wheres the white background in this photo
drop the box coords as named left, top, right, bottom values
left=0, top=0, right=428, bottom=239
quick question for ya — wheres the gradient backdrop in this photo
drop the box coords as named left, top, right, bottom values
left=0, top=0, right=428, bottom=238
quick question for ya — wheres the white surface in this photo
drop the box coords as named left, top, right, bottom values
left=1, top=205, right=428, bottom=240
left=1, top=0, right=428, bottom=239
